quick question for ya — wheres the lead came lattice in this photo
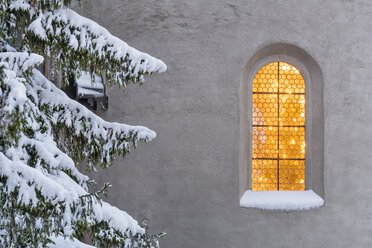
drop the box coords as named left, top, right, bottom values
left=252, top=62, right=306, bottom=191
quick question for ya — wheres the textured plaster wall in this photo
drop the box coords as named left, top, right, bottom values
left=74, top=1, right=372, bottom=247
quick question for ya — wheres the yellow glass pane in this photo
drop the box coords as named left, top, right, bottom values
left=279, top=127, right=305, bottom=159
left=252, top=62, right=306, bottom=191
left=252, top=159, right=278, bottom=191
left=279, top=62, right=305, bottom=94
left=252, top=94, right=278, bottom=126
left=252, top=127, right=278, bottom=159
left=279, top=160, right=305, bottom=191
left=252, top=62, right=278, bottom=93
left=279, top=94, right=305, bottom=126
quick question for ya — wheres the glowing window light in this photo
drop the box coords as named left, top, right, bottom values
left=252, top=62, right=305, bottom=191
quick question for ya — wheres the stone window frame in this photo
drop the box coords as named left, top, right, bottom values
left=239, top=43, right=324, bottom=210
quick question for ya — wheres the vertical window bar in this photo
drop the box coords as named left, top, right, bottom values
left=277, top=62, right=280, bottom=191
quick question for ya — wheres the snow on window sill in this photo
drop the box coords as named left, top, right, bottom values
left=239, top=190, right=324, bottom=210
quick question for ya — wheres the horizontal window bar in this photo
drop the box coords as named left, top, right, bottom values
left=252, top=158, right=305, bottom=161
left=252, top=92, right=305, bottom=95
left=253, top=125, right=305, bottom=128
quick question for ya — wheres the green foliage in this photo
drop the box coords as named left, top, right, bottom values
left=0, top=1, right=166, bottom=247
left=6, top=0, right=165, bottom=88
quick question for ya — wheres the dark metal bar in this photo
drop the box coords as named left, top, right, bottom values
left=277, top=62, right=280, bottom=190
left=253, top=125, right=305, bottom=128
left=252, top=92, right=305, bottom=95
left=253, top=158, right=305, bottom=161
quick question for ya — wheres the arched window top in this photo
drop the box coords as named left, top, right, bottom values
left=253, top=62, right=305, bottom=94
left=251, top=62, right=306, bottom=191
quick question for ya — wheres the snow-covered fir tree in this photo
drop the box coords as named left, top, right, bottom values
left=0, top=0, right=167, bottom=247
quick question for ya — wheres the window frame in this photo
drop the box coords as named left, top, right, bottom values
left=249, top=58, right=311, bottom=191
left=239, top=43, right=324, bottom=206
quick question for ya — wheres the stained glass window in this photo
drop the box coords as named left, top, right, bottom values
left=252, top=62, right=306, bottom=191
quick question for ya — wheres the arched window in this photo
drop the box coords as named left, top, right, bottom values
left=252, top=62, right=306, bottom=191
left=239, top=44, right=324, bottom=210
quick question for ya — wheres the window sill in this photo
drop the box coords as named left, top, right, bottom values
left=240, top=190, right=324, bottom=210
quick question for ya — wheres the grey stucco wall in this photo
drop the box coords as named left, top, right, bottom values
left=74, top=1, right=372, bottom=247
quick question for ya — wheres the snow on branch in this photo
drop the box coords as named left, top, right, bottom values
left=0, top=63, right=28, bottom=113
left=1, top=60, right=88, bottom=187
left=0, top=52, right=43, bottom=74
left=61, top=8, right=167, bottom=73
left=0, top=56, right=149, bottom=246
left=11, top=1, right=166, bottom=87
left=11, top=0, right=77, bottom=12
left=1, top=53, right=156, bottom=171
left=31, top=69, right=156, bottom=169
left=0, top=152, right=84, bottom=206
left=1, top=1, right=166, bottom=246
left=49, top=236, right=95, bottom=248
left=0, top=151, right=144, bottom=239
